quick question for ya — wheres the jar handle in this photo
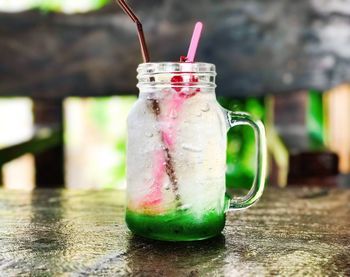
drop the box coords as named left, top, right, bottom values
left=224, top=111, right=267, bottom=210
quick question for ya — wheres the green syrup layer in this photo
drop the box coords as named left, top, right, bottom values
left=125, top=208, right=225, bottom=241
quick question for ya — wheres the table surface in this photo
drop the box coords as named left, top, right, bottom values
left=0, top=187, right=349, bottom=276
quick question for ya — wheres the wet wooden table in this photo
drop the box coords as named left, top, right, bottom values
left=0, top=187, right=349, bottom=276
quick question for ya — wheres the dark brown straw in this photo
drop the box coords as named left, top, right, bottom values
left=117, top=0, right=150, bottom=62
left=116, top=0, right=181, bottom=205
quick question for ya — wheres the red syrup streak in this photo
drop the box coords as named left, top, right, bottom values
left=140, top=150, right=165, bottom=208
left=171, top=75, right=201, bottom=97
left=140, top=63, right=201, bottom=213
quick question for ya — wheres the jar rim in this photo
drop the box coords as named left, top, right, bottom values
left=137, top=62, right=216, bottom=75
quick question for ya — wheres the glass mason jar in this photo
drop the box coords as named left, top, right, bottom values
left=126, top=62, right=266, bottom=241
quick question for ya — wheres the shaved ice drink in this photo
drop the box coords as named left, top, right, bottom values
left=126, top=62, right=266, bottom=241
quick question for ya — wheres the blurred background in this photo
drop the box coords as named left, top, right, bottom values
left=0, top=0, right=349, bottom=190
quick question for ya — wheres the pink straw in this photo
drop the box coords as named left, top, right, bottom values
left=186, top=21, right=203, bottom=62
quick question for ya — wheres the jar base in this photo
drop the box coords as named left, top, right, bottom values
left=125, top=209, right=225, bottom=242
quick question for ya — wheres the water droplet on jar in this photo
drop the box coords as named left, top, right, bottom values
left=195, top=111, right=202, bottom=117
left=181, top=143, right=202, bottom=153
left=177, top=204, right=191, bottom=211
left=145, top=132, right=153, bottom=137
left=169, top=109, right=178, bottom=119
left=201, top=103, right=210, bottom=112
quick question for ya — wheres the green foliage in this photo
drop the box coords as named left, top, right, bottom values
left=35, top=1, right=60, bottom=12
left=218, top=97, right=265, bottom=189
left=98, top=96, right=135, bottom=189
left=307, top=90, right=324, bottom=149
left=89, top=98, right=110, bottom=131
left=32, top=0, right=110, bottom=13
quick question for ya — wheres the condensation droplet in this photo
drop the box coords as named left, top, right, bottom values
left=181, top=143, right=202, bottom=153
left=201, top=103, right=210, bottom=112
left=145, top=132, right=153, bottom=138
left=195, top=111, right=202, bottom=117
left=177, top=204, right=192, bottom=211
left=169, top=109, right=178, bottom=119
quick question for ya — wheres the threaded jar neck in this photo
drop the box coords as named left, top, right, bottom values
left=137, top=62, right=217, bottom=93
